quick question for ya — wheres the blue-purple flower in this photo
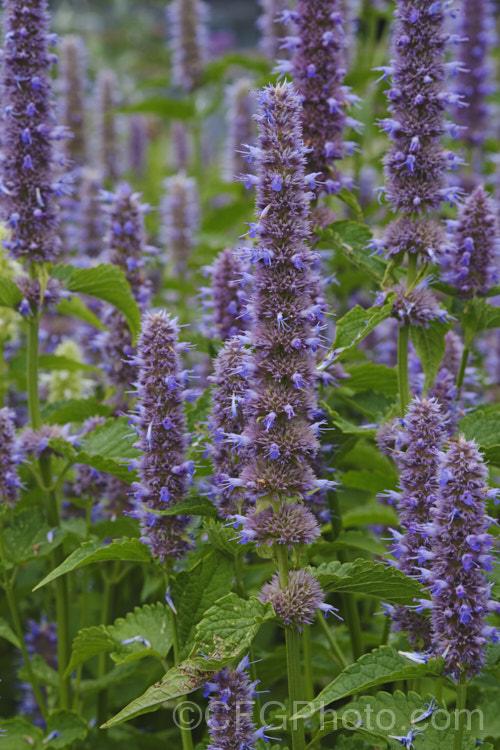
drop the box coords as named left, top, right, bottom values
left=94, top=69, right=120, bottom=183
left=224, top=79, right=257, bottom=181
left=0, top=407, right=21, bottom=505
left=59, top=35, right=88, bottom=169
left=428, top=436, right=499, bottom=678
left=167, top=0, right=209, bottom=91
left=129, top=311, right=192, bottom=561
left=0, top=0, right=66, bottom=263
left=202, top=248, right=248, bottom=340
left=161, top=173, right=199, bottom=271
left=260, top=568, right=339, bottom=628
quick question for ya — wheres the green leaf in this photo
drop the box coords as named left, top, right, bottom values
left=56, top=295, right=107, bottom=331
left=342, top=503, right=399, bottom=529
left=332, top=302, right=394, bottom=358
left=145, top=494, right=217, bottom=518
left=3, top=507, right=60, bottom=564
left=42, top=397, right=112, bottom=425
left=44, top=710, right=88, bottom=748
left=0, top=276, right=22, bottom=308
left=459, top=406, right=500, bottom=462
left=321, top=404, right=377, bottom=438
left=108, top=603, right=173, bottom=665
left=293, top=646, right=443, bottom=718
left=33, top=538, right=151, bottom=591
left=38, top=353, right=100, bottom=373
left=204, top=519, right=243, bottom=560
left=313, top=691, right=477, bottom=748
left=345, top=363, right=398, bottom=396
left=341, top=469, right=397, bottom=495
left=172, top=551, right=234, bottom=659
left=462, top=298, right=500, bottom=333
left=335, top=190, right=364, bottom=222
left=201, top=52, right=270, bottom=84
left=101, top=660, right=209, bottom=728
left=52, top=264, right=141, bottom=339
left=191, top=593, right=275, bottom=668
left=314, top=559, right=423, bottom=605
left=318, top=221, right=388, bottom=282
left=65, top=626, right=115, bottom=676
left=0, top=718, right=43, bottom=749
left=119, top=96, right=196, bottom=119
left=315, top=531, right=386, bottom=557
left=0, top=616, right=21, bottom=648
left=410, top=320, right=450, bottom=391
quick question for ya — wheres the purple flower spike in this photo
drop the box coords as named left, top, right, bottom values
left=260, top=569, right=339, bottom=629
left=232, top=502, right=320, bottom=548
left=59, top=35, right=88, bottom=169
left=161, top=173, right=199, bottom=271
left=387, top=280, right=449, bottom=328
left=455, top=0, right=497, bottom=148
left=257, top=0, right=292, bottom=60
left=0, top=0, right=65, bottom=263
left=77, top=169, right=105, bottom=261
left=429, top=436, right=499, bottom=679
left=387, top=397, right=447, bottom=648
left=278, top=0, right=355, bottom=194
left=208, top=337, right=252, bottom=519
left=237, top=82, right=323, bottom=505
left=94, top=69, right=120, bottom=183
left=131, top=311, right=192, bottom=561
left=205, top=655, right=271, bottom=750
left=128, top=116, right=148, bottom=179
left=96, top=184, right=152, bottom=395
left=224, top=79, right=257, bottom=181
left=0, top=407, right=21, bottom=505
left=445, top=186, right=499, bottom=298
left=167, top=0, right=209, bottom=92
left=205, top=248, right=248, bottom=340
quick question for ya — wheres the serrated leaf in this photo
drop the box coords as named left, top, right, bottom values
left=333, top=302, right=394, bottom=358
left=318, top=221, right=387, bottom=282
left=108, top=602, right=173, bottom=665
left=0, top=276, right=22, bottom=308
left=42, top=397, right=112, bottom=425
left=294, top=647, right=443, bottom=718
left=313, top=531, right=386, bottom=557
left=44, top=710, right=88, bottom=748
left=410, top=320, right=450, bottom=391
left=0, top=718, right=43, bottom=749
left=101, top=660, right=209, bottom=728
left=119, top=96, right=196, bottom=119
left=65, top=626, right=115, bottom=676
left=345, top=363, right=398, bottom=396
left=33, top=538, right=151, bottom=591
left=459, top=407, right=500, bottom=462
left=172, top=551, right=234, bottom=659
left=462, top=298, right=500, bottom=333
left=314, top=559, right=423, bottom=605
left=3, top=507, right=61, bottom=564
left=204, top=519, right=243, bottom=559
left=56, top=295, right=107, bottom=331
left=0, top=616, right=21, bottom=648
left=191, top=593, right=275, bottom=667
left=51, top=264, right=141, bottom=338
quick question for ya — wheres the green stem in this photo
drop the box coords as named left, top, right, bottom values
left=381, top=615, right=391, bottom=646
left=317, top=613, right=348, bottom=670
left=27, top=316, right=71, bottom=708
left=457, top=327, right=473, bottom=391
left=276, top=546, right=306, bottom=750
left=0, top=523, right=48, bottom=721
left=342, top=594, right=363, bottom=661
left=97, top=573, right=115, bottom=726
left=454, top=677, right=468, bottom=750
left=397, top=253, right=418, bottom=415
left=171, top=610, right=194, bottom=750
left=303, top=626, right=314, bottom=703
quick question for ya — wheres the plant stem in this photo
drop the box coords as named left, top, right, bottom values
left=398, top=253, right=419, bottom=415
left=276, top=546, right=306, bottom=750
left=27, top=316, right=71, bottom=708
left=454, top=677, right=468, bottom=750
left=97, top=572, right=115, bottom=726
left=342, top=593, right=363, bottom=661
left=303, top=626, right=314, bottom=703
left=171, top=608, right=194, bottom=750
left=0, top=522, right=48, bottom=721
left=457, top=327, right=473, bottom=390
left=316, top=613, right=348, bottom=670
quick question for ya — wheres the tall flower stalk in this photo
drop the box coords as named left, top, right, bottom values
left=167, top=0, right=208, bottom=92
left=94, top=69, right=120, bottom=183
left=59, top=35, right=88, bottom=170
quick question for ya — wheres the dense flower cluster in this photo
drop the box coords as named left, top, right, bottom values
left=207, top=337, right=252, bottom=518
left=0, top=0, right=65, bottom=263
left=276, top=0, right=359, bottom=193
left=77, top=169, right=104, bottom=262
left=237, top=82, right=331, bottom=506
left=428, top=437, right=499, bottom=678
left=257, top=0, right=291, bottom=60
left=129, top=311, right=192, bottom=560
left=231, top=501, right=320, bottom=548
left=378, top=280, right=450, bottom=328
left=202, top=248, right=248, bottom=340
left=128, top=116, right=148, bottom=178
left=205, top=655, right=271, bottom=750
left=94, top=69, right=120, bottom=183
left=0, top=407, right=21, bottom=505
left=167, top=0, right=208, bottom=91
left=59, top=35, right=88, bottom=169
left=225, top=79, right=256, bottom=180
left=445, top=186, right=498, bottom=298
left=161, top=173, right=199, bottom=271
left=385, top=397, right=447, bottom=647
left=454, top=0, right=497, bottom=149
left=260, top=569, right=337, bottom=628
left=378, top=0, right=462, bottom=259
left=96, top=184, right=152, bottom=393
